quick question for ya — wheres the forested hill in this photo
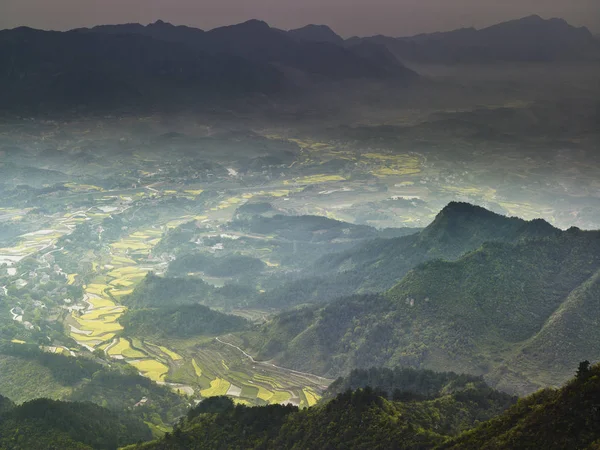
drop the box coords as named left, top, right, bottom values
left=128, top=368, right=515, bottom=450
left=0, top=394, right=151, bottom=449
left=244, top=210, right=600, bottom=394
left=261, top=202, right=560, bottom=306
left=440, top=362, right=600, bottom=449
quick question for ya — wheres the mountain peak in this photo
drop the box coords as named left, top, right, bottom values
left=288, top=24, right=344, bottom=45
left=437, top=201, right=496, bottom=217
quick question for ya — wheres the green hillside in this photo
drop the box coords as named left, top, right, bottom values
left=244, top=208, right=600, bottom=394
left=0, top=395, right=151, bottom=450
left=120, top=304, right=249, bottom=339
left=440, top=362, right=600, bottom=449
left=128, top=369, right=515, bottom=450
left=258, top=202, right=560, bottom=306
left=0, top=343, right=189, bottom=432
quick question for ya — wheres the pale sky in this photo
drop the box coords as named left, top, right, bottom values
left=1, top=0, right=598, bottom=37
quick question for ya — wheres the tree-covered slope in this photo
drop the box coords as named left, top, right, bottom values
left=262, top=202, right=559, bottom=306
left=0, top=395, right=151, bottom=450
left=120, top=304, right=249, bottom=339
left=440, top=362, right=600, bottom=450
left=128, top=369, right=515, bottom=450
left=244, top=210, right=600, bottom=394
left=122, top=272, right=254, bottom=309
left=0, top=342, right=189, bottom=433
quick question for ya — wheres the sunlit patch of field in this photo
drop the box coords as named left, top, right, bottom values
left=440, top=185, right=497, bottom=201
left=129, top=359, right=169, bottom=382
left=85, top=284, right=109, bottom=296
left=200, top=378, right=231, bottom=397
left=107, top=338, right=146, bottom=358
left=287, top=138, right=334, bottom=151
left=256, top=386, right=274, bottom=401
left=210, top=197, right=244, bottom=211
left=285, top=174, right=345, bottom=185
left=110, top=255, right=137, bottom=265
left=64, top=183, right=104, bottom=192
left=110, top=288, right=134, bottom=297
left=110, top=240, right=152, bottom=251
left=233, top=398, right=253, bottom=406
left=96, top=342, right=110, bottom=352
left=302, top=387, right=320, bottom=407
left=11, top=339, right=26, bottom=344
left=66, top=274, right=77, bottom=285
left=165, top=217, right=195, bottom=229
left=253, top=373, right=283, bottom=389
left=360, top=153, right=422, bottom=178
left=184, top=189, right=204, bottom=196
left=192, top=359, right=203, bottom=377
left=271, top=391, right=292, bottom=404
left=79, top=306, right=124, bottom=321
left=109, top=278, right=135, bottom=287
left=72, top=332, right=116, bottom=343
left=75, top=318, right=123, bottom=334
left=146, top=342, right=182, bottom=361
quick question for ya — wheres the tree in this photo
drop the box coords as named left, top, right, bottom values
left=576, top=360, right=591, bottom=379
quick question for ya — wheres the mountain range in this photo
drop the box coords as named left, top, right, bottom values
left=243, top=202, right=600, bottom=395
left=1, top=15, right=598, bottom=113
left=347, top=15, right=600, bottom=63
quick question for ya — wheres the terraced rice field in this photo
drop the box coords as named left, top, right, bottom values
left=200, top=378, right=231, bottom=397
left=361, top=153, right=422, bottom=178
left=285, top=174, right=345, bottom=185
left=129, top=359, right=170, bottom=382
left=170, top=341, right=329, bottom=407
left=107, top=338, right=146, bottom=359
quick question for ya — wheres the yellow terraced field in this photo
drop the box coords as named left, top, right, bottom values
left=192, top=359, right=202, bottom=377
left=72, top=332, right=116, bottom=343
left=271, top=391, right=292, bottom=404
left=67, top=274, right=77, bottom=285
left=110, top=289, right=134, bottom=297
left=286, top=174, right=345, bottom=185
left=85, top=284, right=109, bottom=296
left=79, top=310, right=122, bottom=322
left=303, top=388, right=320, bottom=406
left=257, top=386, right=274, bottom=402
left=108, top=338, right=146, bottom=358
left=87, top=296, right=117, bottom=308
left=110, top=256, right=137, bottom=265
left=200, top=378, right=231, bottom=397
left=129, top=359, right=169, bottom=382
left=109, top=278, right=135, bottom=287
left=107, top=266, right=147, bottom=277
left=159, top=346, right=182, bottom=361
left=74, top=318, right=123, bottom=334
left=110, top=241, right=152, bottom=251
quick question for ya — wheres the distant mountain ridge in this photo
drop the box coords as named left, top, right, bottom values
left=0, top=19, right=415, bottom=113
left=1, top=15, right=596, bottom=113
left=347, top=15, right=600, bottom=63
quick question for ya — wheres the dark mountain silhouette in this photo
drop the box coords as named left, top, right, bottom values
left=348, top=15, right=600, bottom=63
left=0, top=26, right=282, bottom=113
left=78, top=19, right=416, bottom=80
left=288, top=24, right=345, bottom=45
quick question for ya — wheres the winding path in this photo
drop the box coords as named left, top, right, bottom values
left=215, top=336, right=331, bottom=385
